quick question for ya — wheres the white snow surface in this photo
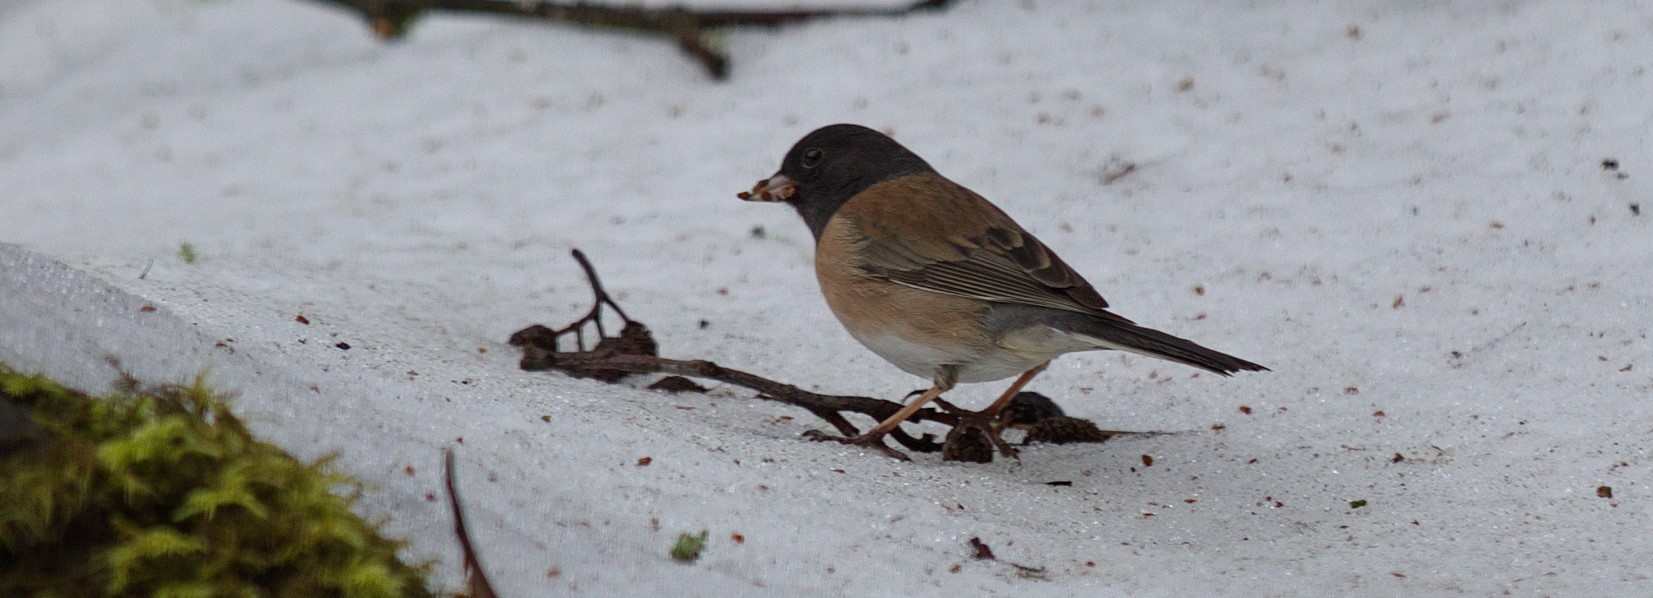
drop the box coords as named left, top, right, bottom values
left=3, top=0, right=1653, bottom=595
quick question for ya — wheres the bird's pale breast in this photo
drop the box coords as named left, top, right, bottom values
left=815, top=205, right=1063, bottom=384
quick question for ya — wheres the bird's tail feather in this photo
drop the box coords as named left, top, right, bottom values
left=1075, top=321, right=1268, bottom=376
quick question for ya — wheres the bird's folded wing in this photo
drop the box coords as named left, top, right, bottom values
left=843, top=174, right=1119, bottom=318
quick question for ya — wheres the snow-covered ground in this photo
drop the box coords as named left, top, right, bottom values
left=4, top=0, right=1652, bottom=594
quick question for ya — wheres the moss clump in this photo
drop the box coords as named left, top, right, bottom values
left=670, top=530, right=708, bottom=563
left=0, top=366, right=432, bottom=597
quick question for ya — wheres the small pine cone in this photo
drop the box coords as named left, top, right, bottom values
left=507, top=324, right=558, bottom=350
left=1024, top=416, right=1115, bottom=445
left=597, top=321, right=658, bottom=357
left=1002, top=392, right=1066, bottom=429
left=941, top=425, right=995, bottom=463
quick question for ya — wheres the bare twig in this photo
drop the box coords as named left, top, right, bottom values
left=304, top=0, right=955, bottom=79
left=1448, top=320, right=1527, bottom=366
left=568, top=248, right=629, bottom=348
left=445, top=449, right=498, bottom=598
left=509, top=248, right=1132, bottom=460
left=507, top=250, right=642, bottom=357
left=514, top=343, right=953, bottom=453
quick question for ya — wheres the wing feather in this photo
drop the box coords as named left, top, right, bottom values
left=839, top=174, right=1115, bottom=317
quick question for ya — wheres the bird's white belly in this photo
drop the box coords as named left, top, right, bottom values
left=845, top=327, right=1073, bottom=385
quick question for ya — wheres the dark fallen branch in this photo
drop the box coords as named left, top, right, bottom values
left=305, top=0, right=955, bottom=80
left=509, top=249, right=1131, bottom=460
left=515, top=343, right=958, bottom=449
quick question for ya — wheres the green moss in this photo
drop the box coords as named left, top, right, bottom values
left=0, top=366, right=432, bottom=597
left=670, top=530, right=708, bottom=563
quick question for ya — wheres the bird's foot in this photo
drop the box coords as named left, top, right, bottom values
left=932, top=399, right=1020, bottom=460
left=801, top=430, right=912, bottom=461
left=982, top=425, right=1020, bottom=460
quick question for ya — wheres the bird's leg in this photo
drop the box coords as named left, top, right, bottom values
left=864, top=383, right=949, bottom=438
left=827, top=365, right=1049, bottom=461
left=979, top=362, right=1050, bottom=419
left=808, top=370, right=957, bottom=460
left=969, top=362, right=1052, bottom=458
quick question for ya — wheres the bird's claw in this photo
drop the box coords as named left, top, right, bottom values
left=932, top=399, right=1021, bottom=460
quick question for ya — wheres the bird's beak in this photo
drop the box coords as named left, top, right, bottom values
left=737, top=173, right=796, bottom=202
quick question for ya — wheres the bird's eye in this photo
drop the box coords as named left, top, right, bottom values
left=801, top=148, right=824, bottom=169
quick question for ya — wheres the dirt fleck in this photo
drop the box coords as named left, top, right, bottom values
left=968, top=537, right=996, bottom=560
left=1100, top=161, right=1138, bottom=184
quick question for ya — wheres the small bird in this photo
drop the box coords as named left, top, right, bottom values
left=740, top=124, right=1266, bottom=458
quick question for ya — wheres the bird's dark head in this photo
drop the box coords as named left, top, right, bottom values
left=739, top=124, right=935, bottom=239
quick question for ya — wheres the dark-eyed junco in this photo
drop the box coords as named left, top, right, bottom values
left=740, top=124, right=1266, bottom=458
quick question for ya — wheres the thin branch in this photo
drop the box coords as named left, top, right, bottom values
left=517, top=346, right=954, bottom=453
left=507, top=250, right=634, bottom=353
left=445, top=448, right=498, bottom=598
left=509, top=248, right=1136, bottom=460
left=571, top=249, right=629, bottom=330
left=304, top=0, right=955, bottom=79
